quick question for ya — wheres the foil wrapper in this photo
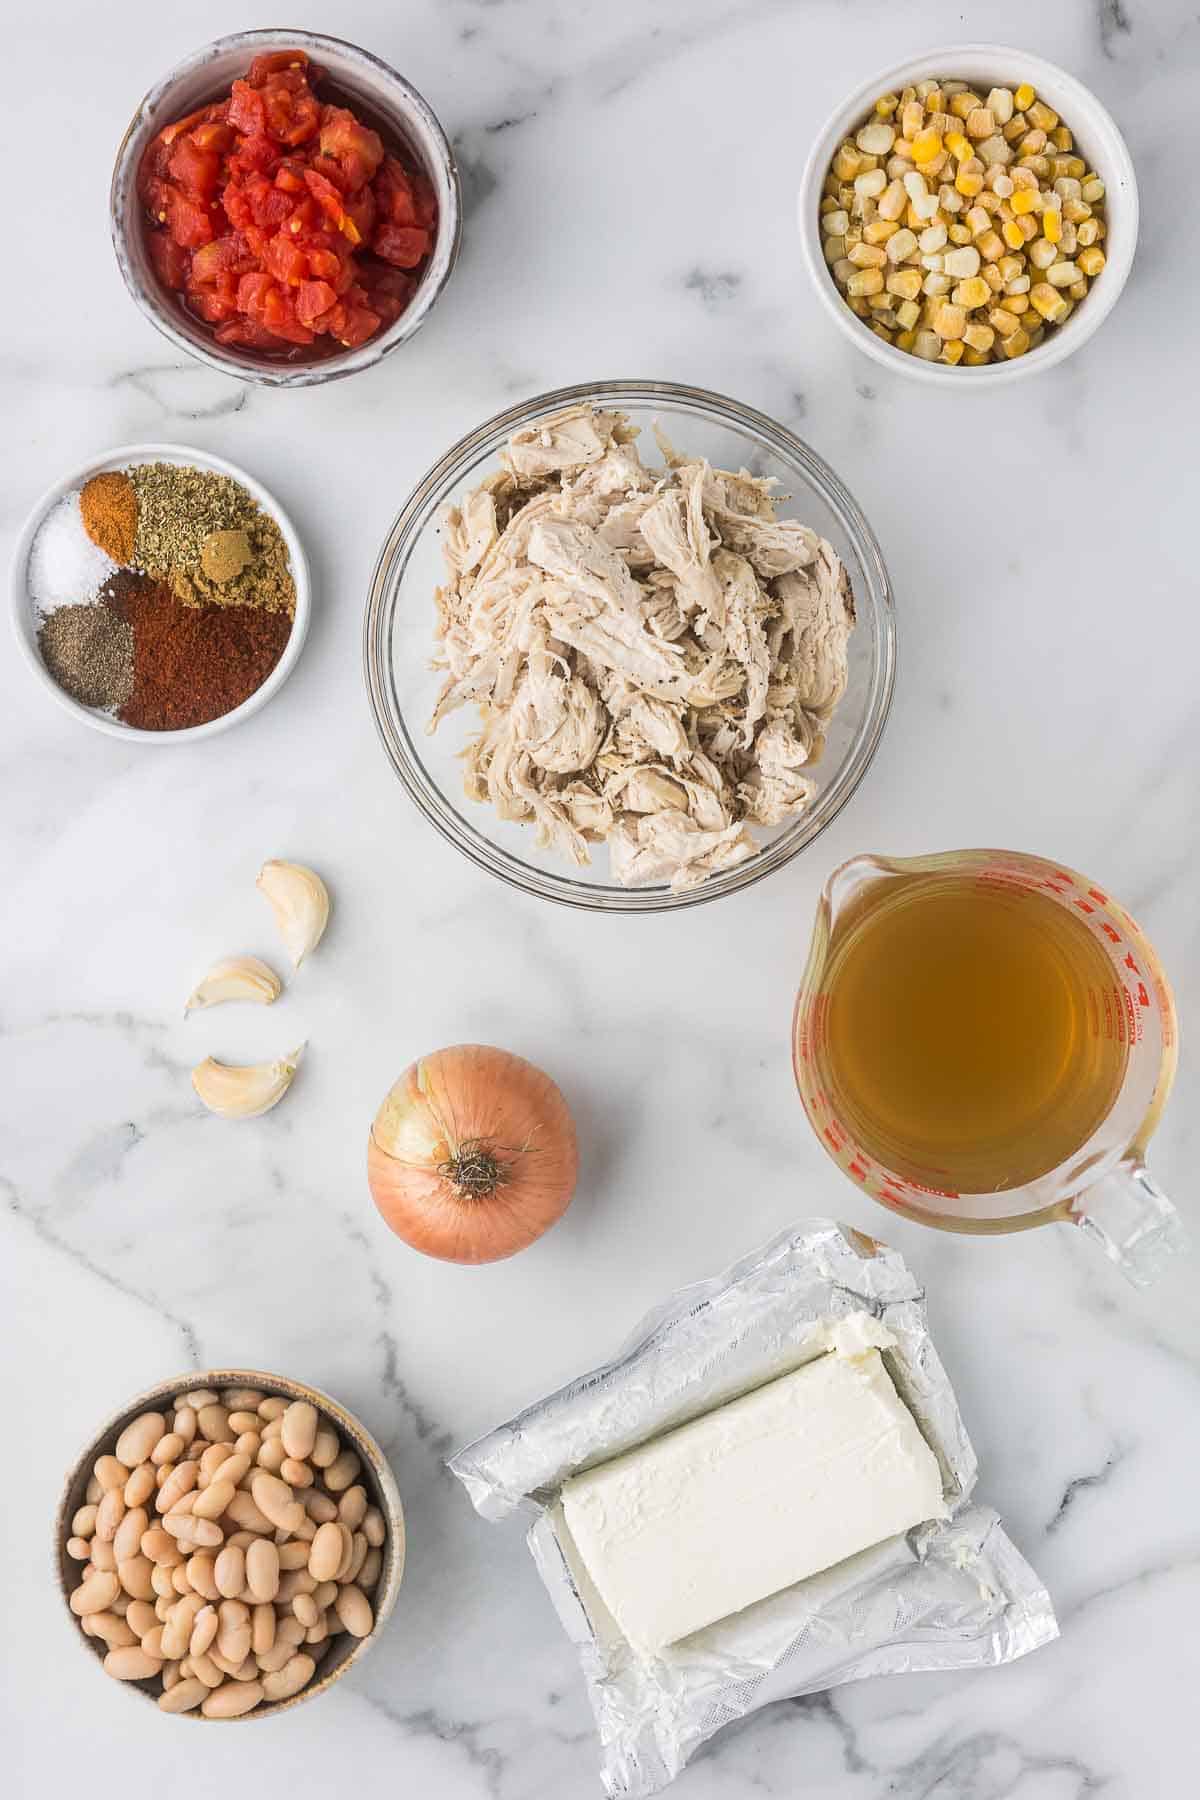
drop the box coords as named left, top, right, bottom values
left=449, top=1219, right=1058, bottom=1796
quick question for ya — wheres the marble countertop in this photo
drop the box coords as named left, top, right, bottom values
left=5, top=0, right=1198, bottom=1794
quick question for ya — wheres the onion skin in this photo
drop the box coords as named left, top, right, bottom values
left=367, top=1045, right=578, bottom=1264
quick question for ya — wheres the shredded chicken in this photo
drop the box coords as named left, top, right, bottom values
left=429, top=405, right=855, bottom=891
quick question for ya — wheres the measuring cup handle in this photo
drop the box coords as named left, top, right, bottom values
left=1072, top=1162, right=1188, bottom=1287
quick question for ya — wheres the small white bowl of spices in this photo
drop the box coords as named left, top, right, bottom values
left=798, top=45, right=1138, bottom=384
left=10, top=443, right=310, bottom=740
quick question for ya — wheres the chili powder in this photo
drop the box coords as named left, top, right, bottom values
left=103, top=571, right=292, bottom=731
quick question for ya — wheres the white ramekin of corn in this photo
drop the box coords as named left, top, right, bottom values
left=798, top=46, right=1137, bottom=384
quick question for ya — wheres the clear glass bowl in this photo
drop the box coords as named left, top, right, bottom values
left=364, top=381, right=896, bottom=912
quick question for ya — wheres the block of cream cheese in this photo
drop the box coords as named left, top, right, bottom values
left=560, top=1345, right=947, bottom=1653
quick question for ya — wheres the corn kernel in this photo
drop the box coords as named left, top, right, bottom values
left=1001, top=219, right=1025, bottom=251
left=948, top=221, right=973, bottom=244
left=823, top=236, right=846, bottom=264
left=857, top=121, right=896, bottom=155
left=942, top=245, right=981, bottom=278
left=965, top=205, right=991, bottom=237
left=912, top=330, right=942, bottom=361
left=940, top=338, right=965, bottom=365
left=886, top=265, right=922, bottom=298
left=1062, top=197, right=1091, bottom=224
left=922, top=271, right=951, bottom=296
left=955, top=166, right=984, bottom=197
left=1020, top=129, right=1047, bottom=156
left=931, top=301, right=967, bottom=338
left=895, top=327, right=918, bottom=352
left=982, top=262, right=1005, bottom=291
left=1027, top=100, right=1059, bottom=132
left=1006, top=293, right=1030, bottom=314
left=1000, top=326, right=1031, bottom=357
left=913, top=191, right=942, bottom=221
left=1068, top=278, right=1089, bottom=300
left=895, top=298, right=921, bottom=329
left=946, top=130, right=972, bottom=162
left=1010, top=165, right=1039, bottom=191
left=1081, top=176, right=1106, bottom=204
left=986, top=87, right=1015, bottom=125
left=991, top=173, right=1015, bottom=198
left=832, top=143, right=862, bottom=180
left=977, top=134, right=1013, bottom=167
left=1030, top=237, right=1057, bottom=269
left=1003, top=112, right=1029, bottom=142
left=939, top=185, right=964, bottom=214
left=963, top=320, right=995, bottom=352
left=1010, top=187, right=1038, bottom=215
left=902, top=170, right=928, bottom=202
left=1006, top=273, right=1031, bottom=295
left=963, top=347, right=991, bottom=364
left=989, top=306, right=1020, bottom=337
left=846, top=295, right=871, bottom=317
left=1051, top=126, right=1073, bottom=152
left=966, top=107, right=996, bottom=139
left=869, top=321, right=895, bottom=341
left=878, top=178, right=907, bottom=220
left=1047, top=260, right=1080, bottom=288
left=977, top=229, right=1005, bottom=261
left=885, top=228, right=919, bottom=265
left=952, top=276, right=992, bottom=309
left=1030, top=281, right=1069, bottom=322
left=1013, top=83, right=1036, bottom=111
left=847, top=242, right=887, bottom=268
left=1076, top=218, right=1100, bottom=247
left=864, top=218, right=900, bottom=244
left=912, top=129, right=943, bottom=163
left=846, top=268, right=884, bottom=296
left=917, top=223, right=947, bottom=254
left=949, top=91, right=980, bottom=119
left=875, top=91, right=899, bottom=118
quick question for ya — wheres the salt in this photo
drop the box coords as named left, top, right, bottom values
left=28, top=491, right=116, bottom=615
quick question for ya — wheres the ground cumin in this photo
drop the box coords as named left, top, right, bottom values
left=103, top=571, right=292, bottom=731
left=80, top=471, right=138, bottom=564
left=129, top=463, right=296, bottom=615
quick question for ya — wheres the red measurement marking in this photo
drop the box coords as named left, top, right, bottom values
left=1137, top=982, right=1150, bottom=1008
left=1124, top=952, right=1141, bottom=975
left=1075, top=900, right=1095, bottom=914
left=848, top=1161, right=867, bottom=1180
left=1088, top=888, right=1108, bottom=904
left=824, top=1126, right=843, bottom=1151
left=1101, top=923, right=1121, bottom=943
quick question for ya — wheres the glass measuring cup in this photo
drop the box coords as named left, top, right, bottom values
left=793, top=850, right=1185, bottom=1285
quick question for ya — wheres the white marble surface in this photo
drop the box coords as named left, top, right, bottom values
left=4, top=0, right=1199, bottom=1793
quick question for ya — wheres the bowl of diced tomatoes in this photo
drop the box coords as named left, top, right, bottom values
left=111, top=31, right=462, bottom=386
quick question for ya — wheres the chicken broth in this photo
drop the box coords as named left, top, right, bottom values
left=818, top=874, right=1127, bottom=1193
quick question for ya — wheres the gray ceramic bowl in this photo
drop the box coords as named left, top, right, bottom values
left=111, top=30, right=462, bottom=387
left=55, top=1370, right=405, bottom=1719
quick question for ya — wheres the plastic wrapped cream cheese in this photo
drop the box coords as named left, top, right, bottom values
left=561, top=1341, right=947, bottom=1652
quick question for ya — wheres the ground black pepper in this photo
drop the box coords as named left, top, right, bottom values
left=37, top=603, right=134, bottom=709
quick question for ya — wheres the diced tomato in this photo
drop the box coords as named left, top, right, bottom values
left=338, top=303, right=382, bottom=348
left=263, top=82, right=321, bottom=147
left=215, top=317, right=289, bottom=350
left=191, top=121, right=235, bottom=155
left=164, top=186, right=215, bottom=248
left=318, top=108, right=383, bottom=185
left=302, top=166, right=347, bottom=225
left=296, top=278, right=338, bottom=325
left=373, top=224, right=430, bottom=268
left=263, top=233, right=309, bottom=285
left=186, top=285, right=238, bottom=323
left=228, top=132, right=279, bottom=178
left=303, top=245, right=342, bottom=282
left=246, top=49, right=309, bottom=86
left=411, top=173, right=438, bottom=232
left=147, top=230, right=190, bottom=291
left=345, top=188, right=376, bottom=244
left=374, top=155, right=418, bottom=227
left=168, top=135, right=221, bottom=201
left=228, top=81, right=266, bottom=136
left=275, top=158, right=308, bottom=194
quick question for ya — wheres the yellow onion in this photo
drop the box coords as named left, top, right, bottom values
left=367, top=1045, right=578, bottom=1263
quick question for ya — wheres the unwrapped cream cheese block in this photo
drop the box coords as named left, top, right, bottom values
left=561, top=1345, right=947, bottom=1653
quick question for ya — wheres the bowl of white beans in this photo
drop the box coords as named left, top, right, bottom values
left=55, top=1370, right=404, bottom=1719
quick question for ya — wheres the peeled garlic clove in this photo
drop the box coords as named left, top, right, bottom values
left=192, top=1047, right=305, bottom=1120
left=256, top=861, right=330, bottom=968
left=185, top=956, right=283, bottom=1015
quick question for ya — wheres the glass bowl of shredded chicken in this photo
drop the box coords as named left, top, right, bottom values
left=365, top=381, right=895, bottom=911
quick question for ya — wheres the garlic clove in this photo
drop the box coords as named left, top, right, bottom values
left=192, top=1046, right=305, bottom=1120
left=256, top=861, right=330, bottom=968
left=185, top=955, right=283, bottom=1015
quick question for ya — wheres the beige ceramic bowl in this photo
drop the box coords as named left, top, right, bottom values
left=55, top=1369, right=405, bottom=1719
